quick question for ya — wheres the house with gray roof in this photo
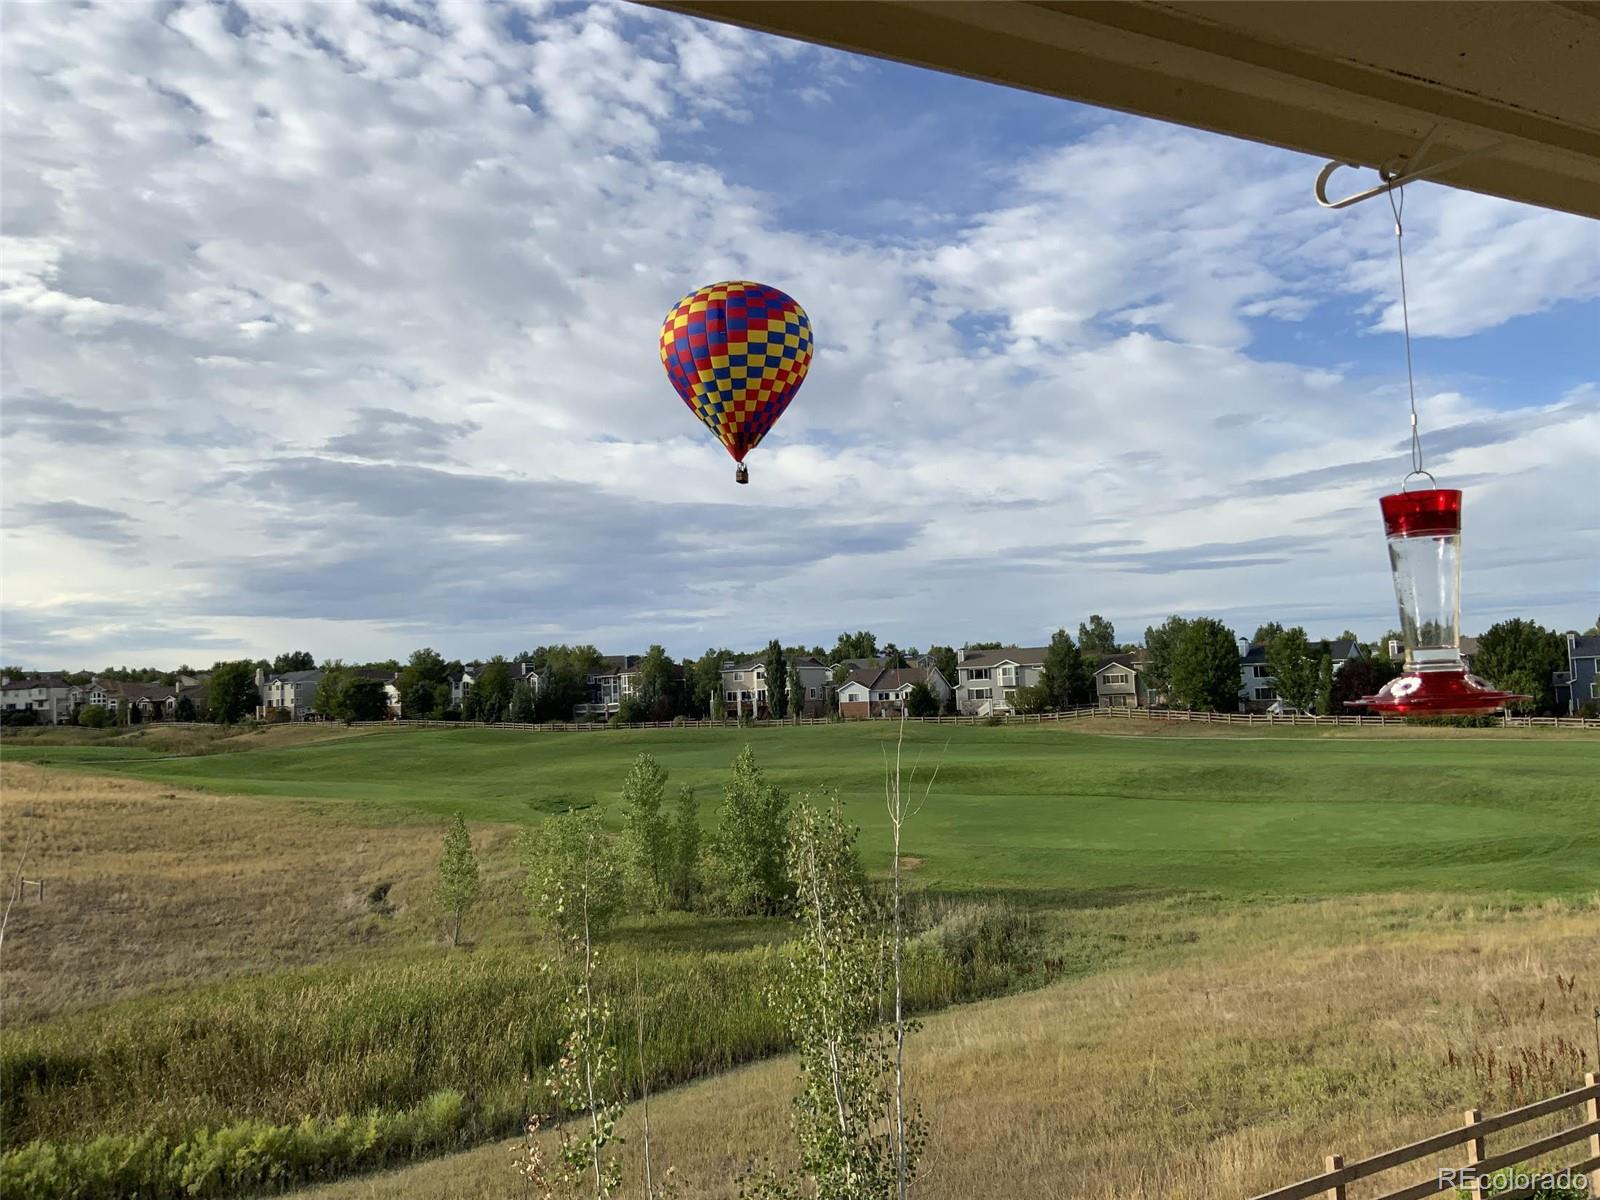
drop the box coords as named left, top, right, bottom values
left=719, top=654, right=831, bottom=718
left=836, top=665, right=952, bottom=719
left=953, top=645, right=1048, bottom=715
left=1238, top=636, right=1364, bottom=712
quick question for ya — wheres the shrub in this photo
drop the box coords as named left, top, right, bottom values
left=1406, top=714, right=1500, bottom=728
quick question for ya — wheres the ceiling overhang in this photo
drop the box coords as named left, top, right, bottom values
left=650, top=1, right=1600, bottom=219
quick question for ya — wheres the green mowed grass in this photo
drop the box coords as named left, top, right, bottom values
left=8, top=723, right=1597, bottom=896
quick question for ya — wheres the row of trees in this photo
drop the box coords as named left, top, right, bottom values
left=439, top=743, right=927, bottom=1199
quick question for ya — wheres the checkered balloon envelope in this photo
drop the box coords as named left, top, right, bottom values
left=659, top=281, right=813, bottom=484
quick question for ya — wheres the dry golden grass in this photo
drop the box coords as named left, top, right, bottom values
left=0, top=763, right=521, bottom=1020
left=302, top=895, right=1600, bottom=1200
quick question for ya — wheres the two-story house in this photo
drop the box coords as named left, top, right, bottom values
left=719, top=655, right=831, bottom=718
left=954, top=646, right=1048, bottom=715
left=448, top=661, right=542, bottom=712
left=575, top=655, right=642, bottom=719
left=1094, top=653, right=1149, bottom=708
left=836, top=666, right=953, bottom=718
left=1239, top=637, right=1364, bottom=711
left=257, top=668, right=324, bottom=720
left=1555, top=633, right=1600, bottom=714
left=0, top=675, right=80, bottom=724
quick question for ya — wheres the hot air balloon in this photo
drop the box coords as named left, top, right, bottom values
left=659, top=280, right=812, bottom=484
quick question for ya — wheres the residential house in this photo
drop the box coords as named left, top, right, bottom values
left=1094, top=653, right=1149, bottom=708
left=447, top=661, right=541, bottom=712
left=257, top=668, right=323, bottom=720
left=1555, top=633, right=1600, bottom=714
left=836, top=666, right=952, bottom=719
left=719, top=655, right=832, bottom=718
left=575, top=655, right=643, bottom=719
left=1239, top=637, right=1364, bottom=712
left=1387, top=634, right=1480, bottom=671
left=0, top=675, right=81, bottom=724
left=953, top=645, right=1048, bottom=715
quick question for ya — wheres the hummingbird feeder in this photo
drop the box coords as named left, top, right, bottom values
left=1345, top=184, right=1525, bottom=716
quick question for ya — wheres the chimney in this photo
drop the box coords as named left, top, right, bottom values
left=957, top=646, right=968, bottom=664
left=1236, top=637, right=1249, bottom=657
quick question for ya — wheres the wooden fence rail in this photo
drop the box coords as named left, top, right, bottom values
left=1250, top=1074, right=1600, bottom=1200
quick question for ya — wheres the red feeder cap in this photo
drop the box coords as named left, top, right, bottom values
left=1380, top=488, right=1461, bottom=537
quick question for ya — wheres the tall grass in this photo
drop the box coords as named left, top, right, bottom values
left=1, top=915, right=1021, bottom=1198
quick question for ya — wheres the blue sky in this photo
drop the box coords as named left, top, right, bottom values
left=2, top=0, right=1597, bottom=669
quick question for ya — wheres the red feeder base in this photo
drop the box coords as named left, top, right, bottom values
left=1347, top=668, right=1527, bottom=717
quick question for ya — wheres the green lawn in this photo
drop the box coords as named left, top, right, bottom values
left=8, top=723, right=1596, bottom=896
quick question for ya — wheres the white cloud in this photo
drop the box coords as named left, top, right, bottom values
left=2, top=0, right=1595, bottom=668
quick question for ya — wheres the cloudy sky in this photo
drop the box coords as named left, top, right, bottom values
left=3, top=0, right=1597, bottom=669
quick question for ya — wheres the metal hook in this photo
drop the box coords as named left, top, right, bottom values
left=1314, top=126, right=1501, bottom=210
left=1400, top=469, right=1438, bottom=492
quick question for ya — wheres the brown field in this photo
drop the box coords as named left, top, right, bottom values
left=303, top=894, right=1600, bottom=1200
left=0, top=762, right=523, bottom=1020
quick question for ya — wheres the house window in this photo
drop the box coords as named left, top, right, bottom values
left=970, top=688, right=991, bottom=700
left=1591, top=681, right=1599, bottom=699
left=1003, top=689, right=1015, bottom=700
left=809, top=687, right=817, bottom=698
left=725, top=692, right=737, bottom=702
left=1250, top=665, right=1269, bottom=679
left=967, top=668, right=990, bottom=680
left=1255, top=686, right=1276, bottom=701
left=1103, top=672, right=1128, bottom=685
left=733, top=672, right=743, bottom=681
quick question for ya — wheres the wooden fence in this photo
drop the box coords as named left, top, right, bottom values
left=342, top=706, right=1600, bottom=734
left=1250, top=1073, right=1600, bottom=1200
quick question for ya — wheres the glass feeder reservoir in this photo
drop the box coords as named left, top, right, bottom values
left=1350, top=487, right=1527, bottom=716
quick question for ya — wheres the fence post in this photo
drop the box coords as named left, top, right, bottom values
left=1586, top=1073, right=1599, bottom=1183
left=1323, top=1153, right=1346, bottom=1200
left=1462, top=1108, right=1485, bottom=1200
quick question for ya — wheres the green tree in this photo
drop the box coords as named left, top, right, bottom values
left=343, top=676, right=389, bottom=722
left=787, top=661, right=806, bottom=719
left=710, top=686, right=728, bottom=721
left=470, top=659, right=514, bottom=724
left=509, top=680, right=537, bottom=723
left=1251, top=621, right=1286, bottom=648
left=174, top=694, right=197, bottom=722
left=611, top=693, right=648, bottom=725
left=904, top=681, right=938, bottom=718
left=519, top=810, right=627, bottom=1196
left=1171, top=618, right=1242, bottom=711
left=1265, top=627, right=1319, bottom=712
left=314, top=663, right=352, bottom=720
left=1040, top=628, right=1093, bottom=708
left=1142, top=616, right=1190, bottom=705
left=77, top=703, right=112, bottom=728
left=765, top=640, right=789, bottom=719
left=396, top=648, right=449, bottom=716
left=1077, top=615, right=1117, bottom=658
left=829, top=631, right=878, bottom=663
left=880, top=643, right=907, bottom=669
left=635, top=645, right=678, bottom=720
left=1474, top=619, right=1566, bottom=715
left=620, top=754, right=671, bottom=909
left=745, top=801, right=921, bottom=1200
left=1009, top=682, right=1051, bottom=714
left=205, top=660, right=260, bottom=724
left=710, top=747, right=790, bottom=915
left=271, top=650, right=316, bottom=673
left=667, top=785, right=701, bottom=909
left=436, top=812, right=481, bottom=947
left=1331, top=654, right=1402, bottom=713
left=926, top=646, right=958, bottom=690
left=687, top=647, right=734, bottom=718
left=1315, top=651, right=1335, bottom=715
left=535, top=645, right=605, bottom=722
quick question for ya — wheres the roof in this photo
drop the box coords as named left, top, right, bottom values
left=660, top=1, right=1600, bottom=221
left=1460, top=636, right=1481, bottom=658
left=2, top=675, right=74, bottom=690
left=1096, top=653, right=1143, bottom=673
left=1244, top=637, right=1361, bottom=666
left=1568, top=634, right=1600, bottom=659
left=843, top=667, right=935, bottom=693
left=959, top=646, right=1048, bottom=670
left=268, top=670, right=323, bottom=685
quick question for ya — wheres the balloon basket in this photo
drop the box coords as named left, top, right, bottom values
left=735, top=463, right=749, bottom=485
